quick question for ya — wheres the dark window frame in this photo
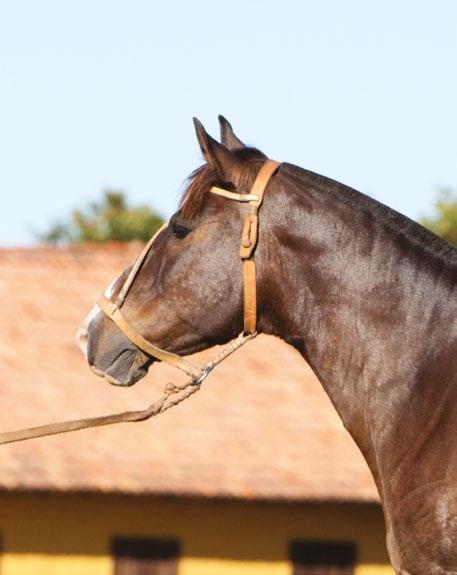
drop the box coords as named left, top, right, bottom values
left=111, top=536, right=180, bottom=575
left=290, top=540, right=357, bottom=575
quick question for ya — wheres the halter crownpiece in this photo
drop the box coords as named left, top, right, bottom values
left=210, top=159, right=281, bottom=334
left=0, top=158, right=280, bottom=445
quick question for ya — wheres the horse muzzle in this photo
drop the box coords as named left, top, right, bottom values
left=77, top=306, right=152, bottom=387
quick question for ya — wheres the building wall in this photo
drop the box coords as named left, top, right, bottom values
left=0, top=492, right=394, bottom=575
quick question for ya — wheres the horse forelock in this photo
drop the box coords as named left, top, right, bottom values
left=179, top=164, right=218, bottom=220
left=179, top=147, right=267, bottom=220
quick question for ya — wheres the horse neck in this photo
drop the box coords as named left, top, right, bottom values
left=259, top=164, right=456, bottom=472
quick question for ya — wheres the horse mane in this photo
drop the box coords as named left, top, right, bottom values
left=283, top=163, right=457, bottom=268
left=179, top=147, right=267, bottom=220
left=180, top=152, right=456, bottom=268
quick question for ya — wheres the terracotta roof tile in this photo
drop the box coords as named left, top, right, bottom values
left=0, top=245, right=378, bottom=502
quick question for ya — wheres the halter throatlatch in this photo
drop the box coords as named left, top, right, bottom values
left=0, top=159, right=280, bottom=445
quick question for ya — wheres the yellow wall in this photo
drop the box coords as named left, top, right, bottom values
left=0, top=492, right=394, bottom=575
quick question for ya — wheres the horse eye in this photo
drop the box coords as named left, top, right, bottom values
left=172, top=222, right=190, bottom=239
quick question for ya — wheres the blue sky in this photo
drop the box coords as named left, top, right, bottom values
left=1, top=0, right=456, bottom=245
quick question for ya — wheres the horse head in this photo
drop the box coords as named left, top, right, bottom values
left=78, top=117, right=282, bottom=386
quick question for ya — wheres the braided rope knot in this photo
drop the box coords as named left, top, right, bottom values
left=164, top=382, right=179, bottom=395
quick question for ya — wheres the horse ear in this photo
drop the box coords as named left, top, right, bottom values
left=193, top=117, right=242, bottom=182
left=218, top=115, right=245, bottom=150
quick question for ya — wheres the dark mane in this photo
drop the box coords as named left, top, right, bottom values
left=179, top=147, right=266, bottom=219
left=282, top=163, right=457, bottom=268
left=181, top=153, right=456, bottom=268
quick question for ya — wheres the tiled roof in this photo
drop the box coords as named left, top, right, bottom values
left=0, top=245, right=378, bottom=502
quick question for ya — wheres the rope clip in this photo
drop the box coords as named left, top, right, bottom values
left=192, top=365, right=212, bottom=386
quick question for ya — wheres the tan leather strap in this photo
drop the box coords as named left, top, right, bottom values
left=212, top=159, right=280, bottom=334
left=241, top=160, right=280, bottom=332
left=117, top=222, right=168, bottom=305
left=97, top=296, right=203, bottom=380
left=243, top=259, right=257, bottom=335
left=239, top=159, right=279, bottom=259
left=100, top=158, right=279, bottom=367
left=210, top=187, right=259, bottom=202
left=101, top=159, right=279, bottom=367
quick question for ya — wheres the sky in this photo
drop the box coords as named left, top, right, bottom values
left=0, top=0, right=456, bottom=246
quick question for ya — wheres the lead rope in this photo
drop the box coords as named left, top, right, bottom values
left=0, top=331, right=255, bottom=445
left=0, top=159, right=279, bottom=446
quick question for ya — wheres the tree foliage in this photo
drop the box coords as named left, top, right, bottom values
left=38, top=190, right=164, bottom=244
left=421, top=188, right=457, bottom=246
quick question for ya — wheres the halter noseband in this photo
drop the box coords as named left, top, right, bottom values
left=97, top=159, right=280, bottom=384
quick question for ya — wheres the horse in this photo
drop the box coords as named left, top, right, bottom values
left=80, top=116, right=457, bottom=575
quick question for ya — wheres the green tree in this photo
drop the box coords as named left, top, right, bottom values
left=38, top=190, right=164, bottom=244
left=421, top=188, right=457, bottom=246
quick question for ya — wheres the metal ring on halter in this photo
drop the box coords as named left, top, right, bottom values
left=191, top=365, right=213, bottom=386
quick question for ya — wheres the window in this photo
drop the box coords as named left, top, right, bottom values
left=290, top=540, right=356, bottom=575
left=111, top=537, right=180, bottom=575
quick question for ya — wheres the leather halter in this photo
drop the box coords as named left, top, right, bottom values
left=0, top=159, right=279, bottom=445
left=97, top=159, right=280, bottom=382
